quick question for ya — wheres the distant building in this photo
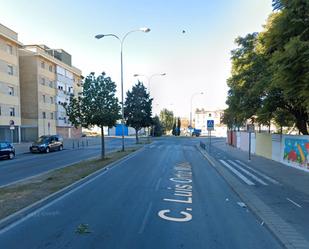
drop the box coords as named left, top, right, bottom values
left=19, top=45, right=82, bottom=141
left=193, top=108, right=227, bottom=136
left=0, top=23, right=23, bottom=142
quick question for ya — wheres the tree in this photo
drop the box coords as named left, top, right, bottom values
left=223, top=2, right=309, bottom=135
left=151, top=116, right=163, bottom=137
left=159, top=109, right=174, bottom=134
left=261, top=1, right=309, bottom=134
left=177, top=117, right=181, bottom=136
left=172, top=119, right=177, bottom=136
left=64, top=72, right=121, bottom=158
left=124, top=81, right=153, bottom=143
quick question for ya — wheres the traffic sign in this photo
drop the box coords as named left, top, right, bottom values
left=207, top=120, right=214, bottom=131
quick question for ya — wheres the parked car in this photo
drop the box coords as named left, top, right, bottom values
left=192, top=129, right=201, bottom=137
left=30, top=135, right=63, bottom=153
left=0, top=141, right=15, bottom=160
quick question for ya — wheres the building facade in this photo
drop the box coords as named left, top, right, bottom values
left=194, top=108, right=226, bottom=136
left=19, top=45, right=82, bottom=141
left=0, top=23, right=22, bottom=142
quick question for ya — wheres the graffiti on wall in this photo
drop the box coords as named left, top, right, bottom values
left=283, top=138, right=309, bottom=170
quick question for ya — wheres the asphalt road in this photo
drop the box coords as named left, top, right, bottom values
left=0, top=137, right=137, bottom=187
left=0, top=137, right=282, bottom=249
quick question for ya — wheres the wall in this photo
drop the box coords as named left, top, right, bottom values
left=227, top=131, right=309, bottom=173
left=240, top=132, right=249, bottom=152
left=256, top=133, right=272, bottom=160
left=281, top=135, right=309, bottom=172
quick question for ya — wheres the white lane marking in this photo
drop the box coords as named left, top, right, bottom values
left=157, top=145, right=163, bottom=149
left=155, top=178, right=162, bottom=191
left=237, top=202, right=247, bottom=208
left=286, top=198, right=302, bottom=208
left=235, top=160, right=280, bottom=185
left=138, top=202, right=153, bottom=234
left=219, top=160, right=255, bottom=186
left=228, top=160, right=268, bottom=186
left=0, top=149, right=144, bottom=235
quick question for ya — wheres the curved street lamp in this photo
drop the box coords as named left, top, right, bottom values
left=95, top=27, right=151, bottom=151
left=133, top=73, right=166, bottom=93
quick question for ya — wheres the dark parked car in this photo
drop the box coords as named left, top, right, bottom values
left=0, top=141, right=15, bottom=160
left=30, top=135, right=64, bottom=153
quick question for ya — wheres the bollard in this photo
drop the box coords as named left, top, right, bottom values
left=77, top=141, right=80, bottom=148
left=73, top=140, right=75, bottom=149
left=86, top=139, right=89, bottom=147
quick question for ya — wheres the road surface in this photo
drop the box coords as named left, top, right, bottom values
left=0, top=137, right=282, bottom=249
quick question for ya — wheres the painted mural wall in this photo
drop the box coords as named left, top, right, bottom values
left=282, top=135, right=309, bottom=172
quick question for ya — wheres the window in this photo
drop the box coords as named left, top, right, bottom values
left=208, top=113, right=212, bottom=117
left=50, top=112, right=54, bottom=120
left=7, top=65, right=13, bottom=75
left=43, top=95, right=46, bottom=103
left=49, top=65, right=53, bottom=72
left=41, top=61, right=45, bottom=69
left=49, top=81, right=53, bottom=88
left=9, top=107, right=15, bottom=117
left=50, top=97, right=53, bottom=104
left=42, top=112, right=46, bottom=119
left=0, top=106, right=1, bottom=115
left=41, top=78, right=45, bottom=85
left=6, top=44, right=13, bottom=55
left=8, top=86, right=14, bottom=96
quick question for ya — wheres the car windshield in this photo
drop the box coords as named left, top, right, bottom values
left=36, top=137, right=49, bottom=143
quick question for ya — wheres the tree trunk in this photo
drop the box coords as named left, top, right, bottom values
left=101, top=125, right=105, bottom=158
left=294, top=110, right=309, bottom=135
left=135, top=129, right=139, bottom=144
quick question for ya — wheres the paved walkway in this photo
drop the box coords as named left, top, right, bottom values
left=210, top=139, right=309, bottom=199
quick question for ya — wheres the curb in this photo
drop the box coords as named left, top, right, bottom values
left=0, top=146, right=145, bottom=232
left=196, top=145, right=309, bottom=249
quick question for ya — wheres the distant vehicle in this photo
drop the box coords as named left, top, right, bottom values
left=192, top=129, right=201, bottom=137
left=30, top=135, right=63, bottom=153
left=0, top=141, right=15, bottom=160
left=81, top=133, right=87, bottom=137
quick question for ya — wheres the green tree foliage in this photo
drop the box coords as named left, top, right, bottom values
left=224, top=1, right=309, bottom=134
left=172, top=119, right=177, bottom=136
left=151, top=116, right=163, bottom=137
left=177, top=117, right=181, bottom=136
left=124, top=81, right=153, bottom=143
left=64, top=72, right=121, bottom=158
left=159, top=109, right=174, bottom=134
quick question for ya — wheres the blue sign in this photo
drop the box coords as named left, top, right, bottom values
left=207, top=120, right=214, bottom=131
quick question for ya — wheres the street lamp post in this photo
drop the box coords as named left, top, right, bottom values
left=95, top=27, right=150, bottom=151
left=133, top=73, right=166, bottom=137
left=190, top=92, right=204, bottom=129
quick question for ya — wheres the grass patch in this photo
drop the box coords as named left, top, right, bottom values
left=0, top=147, right=139, bottom=220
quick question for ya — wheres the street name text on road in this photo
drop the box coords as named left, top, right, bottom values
left=158, top=162, right=193, bottom=222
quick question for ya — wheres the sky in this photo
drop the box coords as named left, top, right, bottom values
left=0, top=0, right=273, bottom=118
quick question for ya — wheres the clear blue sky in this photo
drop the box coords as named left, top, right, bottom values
left=1, top=0, right=273, bottom=117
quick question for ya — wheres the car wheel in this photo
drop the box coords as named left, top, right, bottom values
left=59, top=145, right=63, bottom=151
left=45, top=147, right=50, bottom=153
left=8, top=152, right=15, bottom=160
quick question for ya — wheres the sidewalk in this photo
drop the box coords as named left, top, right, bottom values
left=210, top=140, right=309, bottom=197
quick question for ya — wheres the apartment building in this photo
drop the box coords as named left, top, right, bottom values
left=19, top=45, right=82, bottom=141
left=194, top=108, right=226, bottom=136
left=0, top=23, right=22, bottom=142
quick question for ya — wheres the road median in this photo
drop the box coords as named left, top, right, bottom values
left=0, top=146, right=143, bottom=230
